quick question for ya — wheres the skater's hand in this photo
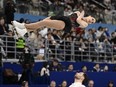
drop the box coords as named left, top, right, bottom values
left=74, top=11, right=81, bottom=17
left=76, top=17, right=88, bottom=28
left=74, top=10, right=85, bottom=18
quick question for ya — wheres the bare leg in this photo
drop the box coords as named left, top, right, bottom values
left=25, top=19, right=65, bottom=31
left=12, top=17, right=65, bottom=38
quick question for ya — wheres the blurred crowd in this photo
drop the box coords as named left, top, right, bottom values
left=49, top=80, right=115, bottom=87
left=39, top=59, right=116, bottom=87
left=2, top=58, right=116, bottom=86
left=0, top=0, right=116, bottom=24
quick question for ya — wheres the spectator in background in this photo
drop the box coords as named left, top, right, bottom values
left=17, top=2, right=28, bottom=14
left=64, top=35, right=72, bottom=61
left=103, top=27, right=110, bottom=38
left=77, top=38, right=88, bottom=61
left=93, top=63, right=101, bottom=72
left=22, top=46, right=35, bottom=67
left=26, top=31, right=37, bottom=48
left=19, top=46, right=35, bottom=84
left=52, top=29, right=61, bottom=43
left=59, top=80, right=67, bottom=87
left=103, top=0, right=111, bottom=7
left=39, top=62, right=50, bottom=85
left=64, top=6, right=72, bottom=16
left=49, top=59, right=63, bottom=71
left=81, top=65, right=88, bottom=73
left=33, top=33, right=45, bottom=59
left=111, top=31, right=116, bottom=44
left=91, top=29, right=97, bottom=40
left=49, top=80, right=56, bottom=87
left=107, top=81, right=114, bottom=87
left=103, top=65, right=109, bottom=72
left=0, top=16, right=8, bottom=35
left=31, top=32, right=45, bottom=50
left=3, top=68, right=18, bottom=84
left=40, top=62, right=50, bottom=76
left=21, top=81, right=29, bottom=87
left=88, top=36, right=97, bottom=62
left=84, top=29, right=93, bottom=40
left=67, top=64, right=74, bottom=72
left=110, top=31, right=116, bottom=55
left=46, top=28, right=52, bottom=34
left=4, top=0, right=15, bottom=25
left=87, top=80, right=94, bottom=87
left=95, top=26, right=105, bottom=38
left=46, top=33, right=57, bottom=58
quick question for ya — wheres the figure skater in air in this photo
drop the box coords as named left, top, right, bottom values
left=12, top=10, right=96, bottom=38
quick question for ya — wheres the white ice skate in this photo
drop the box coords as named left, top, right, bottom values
left=12, top=21, right=26, bottom=29
left=12, top=21, right=28, bottom=38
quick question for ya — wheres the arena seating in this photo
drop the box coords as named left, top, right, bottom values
left=1, top=62, right=116, bottom=87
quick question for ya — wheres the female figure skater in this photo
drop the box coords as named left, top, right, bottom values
left=12, top=10, right=96, bottom=38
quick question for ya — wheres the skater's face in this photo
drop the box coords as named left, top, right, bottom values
left=84, top=16, right=96, bottom=24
